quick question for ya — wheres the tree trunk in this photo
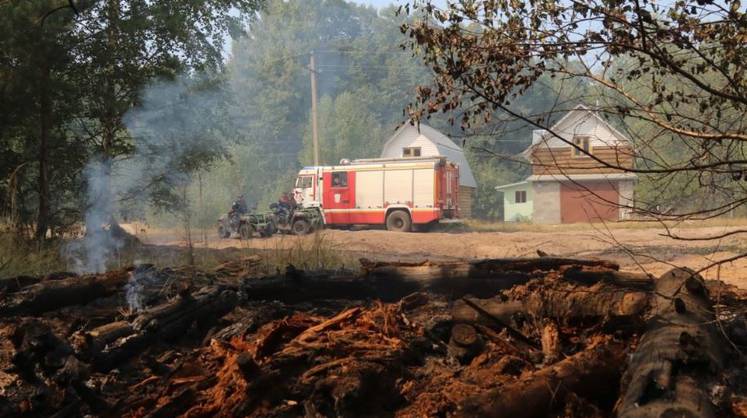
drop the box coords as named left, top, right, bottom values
left=457, top=339, right=626, bottom=418
left=616, top=268, right=725, bottom=418
left=35, top=60, right=51, bottom=241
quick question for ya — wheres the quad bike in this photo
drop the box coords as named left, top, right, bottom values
left=217, top=211, right=275, bottom=239
left=268, top=203, right=323, bottom=235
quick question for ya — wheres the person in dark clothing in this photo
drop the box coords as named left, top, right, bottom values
left=236, top=195, right=248, bottom=214
left=278, top=192, right=295, bottom=212
left=229, top=195, right=248, bottom=230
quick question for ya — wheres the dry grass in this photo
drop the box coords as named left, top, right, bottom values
left=452, top=217, right=747, bottom=234
left=234, top=231, right=357, bottom=273
left=0, top=233, right=69, bottom=277
left=0, top=228, right=356, bottom=279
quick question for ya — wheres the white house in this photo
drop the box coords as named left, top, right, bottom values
left=381, top=123, right=478, bottom=217
left=495, top=105, right=637, bottom=223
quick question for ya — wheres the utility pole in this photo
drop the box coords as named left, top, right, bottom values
left=309, top=51, right=320, bottom=166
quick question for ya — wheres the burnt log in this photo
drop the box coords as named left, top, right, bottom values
left=616, top=268, right=725, bottom=418
left=0, top=275, right=41, bottom=293
left=0, top=270, right=130, bottom=316
left=562, top=266, right=654, bottom=290
left=71, top=321, right=133, bottom=359
left=239, top=258, right=624, bottom=303
left=540, top=319, right=561, bottom=364
left=524, top=282, right=650, bottom=322
left=242, top=267, right=519, bottom=302
left=453, top=283, right=650, bottom=326
left=360, top=257, right=619, bottom=298
left=91, top=287, right=238, bottom=370
left=241, top=269, right=381, bottom=302
left=360, top=256, right=619, bottom=280
left=457, top=339, right=626, bottom=418
left=448, top=323, right=483, bottom=362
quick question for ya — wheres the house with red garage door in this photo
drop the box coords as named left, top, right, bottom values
left=495, top=105, right=637, bottom=224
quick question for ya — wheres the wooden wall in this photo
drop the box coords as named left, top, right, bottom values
left=459, top=186, right=474, bottom=218
left=530, top=145, right=634, bottom=176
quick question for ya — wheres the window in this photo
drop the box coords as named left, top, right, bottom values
left=403, top=147, right=421, bottom=157
left=331, top=172, right=348, bottom=187
left=515, top=190, right=527, bottom=203
left=572, top=136, right=591, bottom=157
left=295, top=176, right=313, bottom=189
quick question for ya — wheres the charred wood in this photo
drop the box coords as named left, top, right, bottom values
left=616, top=268, right=726, bottom=418
left=562, top=266, right=654, bottom=290
left=91, top=287, right=238, bottom=370
left=458, top=339, right=626, bottom=418
left=360, top=256, right=619, bottom=279
left=453, top=283, right=650, bottom=327
left=0, top=270, right=130, bottom=316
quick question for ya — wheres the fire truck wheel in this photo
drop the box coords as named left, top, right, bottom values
left=238, top=224, right=253, bottom=240
left=217, top=225, right=230, bottom=239
left=386, top=210, right=412, bottom=232
left=292, top=219, right=311, bottom=235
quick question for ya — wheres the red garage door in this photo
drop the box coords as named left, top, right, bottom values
left=560, top=181, right=619, bottom=223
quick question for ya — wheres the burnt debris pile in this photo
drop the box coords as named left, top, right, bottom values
left=2, top=256, right=747, bottom=417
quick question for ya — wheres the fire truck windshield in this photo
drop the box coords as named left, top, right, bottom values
left=296, top=176, right=313, bottom=188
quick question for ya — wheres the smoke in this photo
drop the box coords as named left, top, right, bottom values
left=63, top=75, right=232, bottom=273
left=64, top=158, right=123, bottom=274
left=124, top=266, right=165, bottom=312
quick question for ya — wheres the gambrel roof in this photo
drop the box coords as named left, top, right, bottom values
left=381, top=123, right=477, bottom=188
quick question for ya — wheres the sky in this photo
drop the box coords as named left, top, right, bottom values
left=351, top=0, right=402, bottom=7
left=351, top=0, right=447, bottom=8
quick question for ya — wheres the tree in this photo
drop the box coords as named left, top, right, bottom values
left=0, top=0, right=265, bottom=241
left=402, top=0, right=747, bottom=268
left=0, top=1, right=82, bottom=239
left=301, top=91, right=385, bottom=165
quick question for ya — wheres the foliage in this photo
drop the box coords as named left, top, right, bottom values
left=401, top=0, right=747, bottom=221
left=0, top=0, right=264, bottom=240
left=400, top=0, right=747, bottom=269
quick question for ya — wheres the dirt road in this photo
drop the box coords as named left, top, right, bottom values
left=128, top=223, right=747, bottom=286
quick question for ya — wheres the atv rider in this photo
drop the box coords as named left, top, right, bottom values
left=279, top=192, right=295, bottom=212
left=271, top=192, right=295, bottom=226
left=229, top=195, right=248, bottom=230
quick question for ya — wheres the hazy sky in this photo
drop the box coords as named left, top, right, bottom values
left=351, top=1, right=447, bottom=10
left=351, top=0, right=402, bottom=8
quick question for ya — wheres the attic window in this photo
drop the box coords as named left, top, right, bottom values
left=572, top=136, right=591, bottom=157
left=403, top=147, right=421, bottom=157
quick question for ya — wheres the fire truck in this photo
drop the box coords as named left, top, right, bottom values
left=291, top=156, right=460, bottom=233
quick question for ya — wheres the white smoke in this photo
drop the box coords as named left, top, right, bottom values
left=124, top=266, right=166, bottom=312
left=65, top=158, right=124, bottom=274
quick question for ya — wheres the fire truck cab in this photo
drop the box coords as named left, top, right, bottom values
left=292, top=157, right=459, bottom=232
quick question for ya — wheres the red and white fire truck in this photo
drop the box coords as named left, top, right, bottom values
left=292, top=156, right=460, bottom=232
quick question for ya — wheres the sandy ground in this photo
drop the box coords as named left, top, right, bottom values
left=125, top=223, right=747, bottom=287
